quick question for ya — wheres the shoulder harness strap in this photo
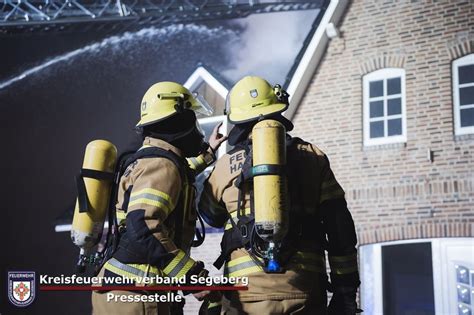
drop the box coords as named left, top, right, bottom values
left=123, top=147, right=192, bottom=184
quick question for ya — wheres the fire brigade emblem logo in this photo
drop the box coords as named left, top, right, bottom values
left=8, top=271, right=36, bottom=307
left=250, top=89, right=258, bottom=98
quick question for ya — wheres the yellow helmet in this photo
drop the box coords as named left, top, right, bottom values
left=226, top=76, right=289, bottom=124
left=136, top=81, right=213, bottom=127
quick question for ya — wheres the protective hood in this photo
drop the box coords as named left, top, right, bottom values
left=228, top=114, right=294, bottom=146
left=140, top=110, right=208, bottom=157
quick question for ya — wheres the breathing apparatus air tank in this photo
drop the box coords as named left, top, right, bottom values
left=71, top=140, right=117, bottom=273
left=252, top=119, right=288, bottom=272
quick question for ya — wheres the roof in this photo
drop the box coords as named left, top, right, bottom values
left=183, top=0, right=350, bottom=120
left=284, top=0, right=349, bottom=119
left=183, top=65, right=229, bottom=99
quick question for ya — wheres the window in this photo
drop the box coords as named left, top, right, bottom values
left=453, top=54, right=474, bottom=135
left=363, top=68, right=407, bottom=146
left=195, top=115, right=229, bottom=195
left=198, top=115, right=228, bottom=159
left=382, top=242, right=435, bottom=315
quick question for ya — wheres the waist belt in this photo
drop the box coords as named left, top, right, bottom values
left=224, top=252, right=326, bottom=277
left=104, top=258, right=162, bottom=282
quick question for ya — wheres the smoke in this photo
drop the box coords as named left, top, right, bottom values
left=223, top=9, right=319, bottom=85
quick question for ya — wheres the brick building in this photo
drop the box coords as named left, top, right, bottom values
left=287, top=0, right=474, bottom=314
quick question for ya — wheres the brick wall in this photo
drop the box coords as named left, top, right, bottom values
left=292, top=0, right=474, bottom=245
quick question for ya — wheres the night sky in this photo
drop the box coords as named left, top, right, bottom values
left=0, top=9, right=318, bottom=314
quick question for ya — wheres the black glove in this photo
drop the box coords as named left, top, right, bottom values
left=328, top=286, right=360, bottom=315
left=181, top=261, right=209, bottom=295
left=170, top=299, right=186, bottom=315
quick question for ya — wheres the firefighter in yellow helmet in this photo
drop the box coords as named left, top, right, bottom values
left=199, top=76, right=360, bottom=314
left=92, top=82, right=226, bottom=314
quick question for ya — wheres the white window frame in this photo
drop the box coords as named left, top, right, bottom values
left=198, top=115, right=228, bottom=159
left=453, top=54, right=474, bottom=135
left=184, top=66, right=229, bottom=101
left=363, top=68, right=407, bottom=146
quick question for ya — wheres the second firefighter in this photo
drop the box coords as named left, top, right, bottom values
left=199, top=76, right=360, bottom=314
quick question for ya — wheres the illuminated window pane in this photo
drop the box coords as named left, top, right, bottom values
left=458, top=285, right=472, bottom=304
left=457, top=265, right=470, bottom=284
left=459, top=304, right=472, bottom=315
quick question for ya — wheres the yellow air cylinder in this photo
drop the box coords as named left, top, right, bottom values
left=252, top=119, right=288, bottom=243
left=71, top=140, right=117, bottom=253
